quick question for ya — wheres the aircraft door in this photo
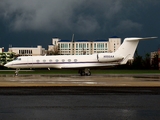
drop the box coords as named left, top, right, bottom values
left=97, top=54, right=99, bottom=62
left=27, top=57, right=33, bottom=68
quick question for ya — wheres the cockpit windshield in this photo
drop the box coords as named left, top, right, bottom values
left=15, top=57, right=21, bottom=61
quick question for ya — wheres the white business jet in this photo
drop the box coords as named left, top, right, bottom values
left=4, top=37, right=156, bottom=76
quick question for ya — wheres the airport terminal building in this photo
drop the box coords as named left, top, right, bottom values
left=0, top=47, right=4, bottom=53
left=8, top=45, right=45, bottom=56
left=6, top=36, right=121, bottom=56
left=48, top=36, right=121, bottom=55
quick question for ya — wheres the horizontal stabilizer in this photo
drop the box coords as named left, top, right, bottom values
left=125, top=37, right=157, bottom=41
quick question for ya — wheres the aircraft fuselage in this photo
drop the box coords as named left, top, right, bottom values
left=4, top=53, right=123, bottom=69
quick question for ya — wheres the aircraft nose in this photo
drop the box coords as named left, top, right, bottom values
left=4, top=63, right=11, bottom=68
left=4, top=63, right=8, bottom=67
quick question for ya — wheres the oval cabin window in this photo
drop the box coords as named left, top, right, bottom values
left=74, top=59, right=77, bottom=62
left=62, top=59, right=65, bottom=62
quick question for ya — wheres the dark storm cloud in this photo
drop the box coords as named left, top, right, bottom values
left=113, top=20, right=142, bottom=33
left=0, top=0, right=84, bottom=32
left=0, top=0, right=159, bottom=35
left=0, top=0, right=123, bottom=33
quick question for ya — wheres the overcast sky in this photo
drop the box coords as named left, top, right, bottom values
left=0, top=0, right=160, bottom=55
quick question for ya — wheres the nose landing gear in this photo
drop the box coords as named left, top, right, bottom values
left=78, top=68, right=91, bottom=76
left=15, top=69, right=20, bottom=76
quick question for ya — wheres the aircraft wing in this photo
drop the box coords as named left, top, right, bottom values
left=60, top=63, right=119, bottom=69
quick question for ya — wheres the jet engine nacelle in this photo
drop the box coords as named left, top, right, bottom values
left=97, top=53, right=123, bottom=62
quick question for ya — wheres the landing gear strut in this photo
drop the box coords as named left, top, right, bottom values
left=78, top=68, right=91, bottom=76
left=15, top=68, right=20, bottom=76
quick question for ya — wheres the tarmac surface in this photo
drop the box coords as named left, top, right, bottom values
left=1, top=74, right=160, bottom=119
left=0, top=74, right=160, bottom=87
left=0, top=73, right=160, bottom=95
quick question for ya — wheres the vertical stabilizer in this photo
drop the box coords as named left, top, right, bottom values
left=115, top=37, right=157, bottom=64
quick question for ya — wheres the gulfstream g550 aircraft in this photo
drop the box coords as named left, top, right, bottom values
left=4, top=37, right=156, bottom=76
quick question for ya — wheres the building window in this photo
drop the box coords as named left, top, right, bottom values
left=94, top=43, right=96, bottom=49
left=21, top=50, right=24, bottom=54
left=105, top=43, right=107, bottom=48
left=76, top=44, right=78, bottom=48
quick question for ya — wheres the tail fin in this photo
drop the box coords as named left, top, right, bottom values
left=115, top=37, right=157, bottom=64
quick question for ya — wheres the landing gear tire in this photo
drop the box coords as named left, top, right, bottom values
left=79, top=69, right=91, bottom=76
left=80, top=71, right=85, bottom=76
left=86, top=71, right=91, bottom=76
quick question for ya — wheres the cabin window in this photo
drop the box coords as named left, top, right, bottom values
left=74, top=59, right=77, bottom=62
left=49, top=59, right=52, bottom=62
left=43, top=60, right=46, bottom=62
left=36, top=60, right=40, bottom=62
left=62, top=59, right=65, bottom=62
left=68, top=59, right=71, bottom=62
left=55, top=59, right=59, bottom=62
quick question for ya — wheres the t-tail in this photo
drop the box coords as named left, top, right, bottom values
left=115, top=37, right=157, bottom=64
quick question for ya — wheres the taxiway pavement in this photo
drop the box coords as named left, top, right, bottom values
left=0, top=74, right=160, bottom=87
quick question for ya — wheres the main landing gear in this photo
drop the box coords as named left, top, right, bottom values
left=78, top=68, right=91, bottom=76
